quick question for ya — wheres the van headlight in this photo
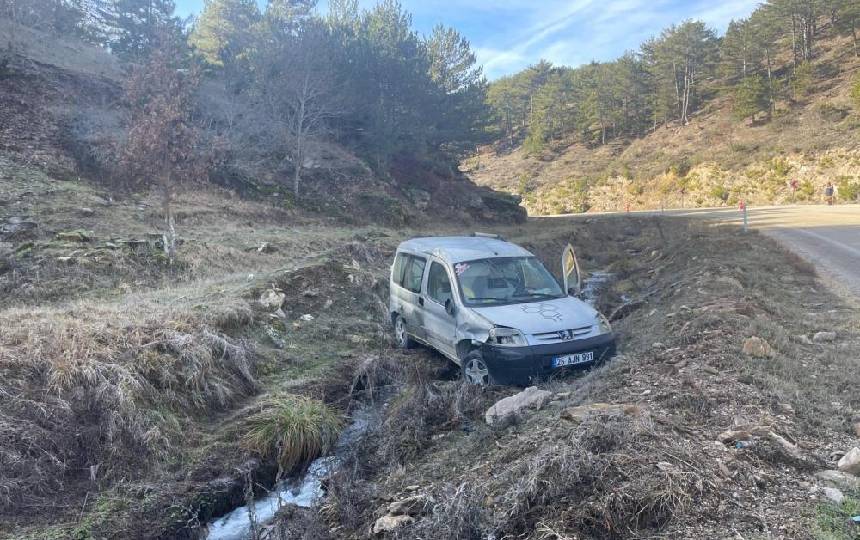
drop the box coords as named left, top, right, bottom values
left=488, top=327, right=528, bottom=347
left=597, top=313, right=612, bottom=334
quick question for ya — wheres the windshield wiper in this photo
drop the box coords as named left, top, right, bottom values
left=513, top=292, right=560, bottom=300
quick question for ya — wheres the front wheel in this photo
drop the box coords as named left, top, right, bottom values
left=462, top=351, right=494, bottom=386
left=393, top=315, right=415, bottom=349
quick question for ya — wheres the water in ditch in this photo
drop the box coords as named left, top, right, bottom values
left=205, top=407, right=373, bottom=540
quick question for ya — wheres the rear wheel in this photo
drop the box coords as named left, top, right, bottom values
left=462, top=351, right=494, bottom=386
left=393, top=315, right=414, bottom=349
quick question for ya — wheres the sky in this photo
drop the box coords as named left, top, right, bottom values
left=174, top=0, right=761, bottom=80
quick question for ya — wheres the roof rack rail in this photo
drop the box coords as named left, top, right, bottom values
left=471, top=232, right=504, bottom=240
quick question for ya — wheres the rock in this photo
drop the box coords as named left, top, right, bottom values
left=815, top=470, right=860, bottom=491
left=854, top=422, right=860, bottom=438
left=837, top=447, right=860, bottom=475
left=560, top=402, right=642, bottom=423
left=56, top=229, right=92, bottom=242
left=718, top=430, right=753, bottom=444
left=742, top=336, right=774, bottom=358
left=813, top=331, right=837, bottom=343
left=79, top=207, right=95, bottom=217
left=1, top=219, right=37, bottom=235
left=388, top=495, right=428, bottom=516
left=259, top=289, right=285, bottom=310
left=485, top=386, right=553, bottom=425
left=795, top=334, right=813, bottom=345
left=715, top=276, right=743, bottom=289
left=372, top=514, right=414, bottom=534
left=299, top=314, right=314, bottom=321
left=821, top=487, right=845, bottom=504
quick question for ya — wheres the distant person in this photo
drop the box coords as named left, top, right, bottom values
left=824, top=182, right=835, bottom=206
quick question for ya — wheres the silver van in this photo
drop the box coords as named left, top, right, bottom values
left=389, top=234, right=616, bottom=385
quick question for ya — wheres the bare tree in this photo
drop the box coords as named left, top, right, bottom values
left=121, top=32, right=205, bottom=261
left=256, top=20, right=340, bottom=196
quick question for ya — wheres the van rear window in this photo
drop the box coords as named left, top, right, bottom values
left=392, top=253, right=426, bottom=293
left=392, top=253, right=408, bottom=286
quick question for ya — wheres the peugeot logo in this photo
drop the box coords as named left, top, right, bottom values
left=557, top=330, right=574, bottom=341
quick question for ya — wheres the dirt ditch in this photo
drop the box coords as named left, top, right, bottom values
left=3, top=216, right=859, bottom=540
left=254, top=217, right=860, bottom=540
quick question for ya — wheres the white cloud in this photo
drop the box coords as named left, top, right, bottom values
left=471, top=0, right=759, bottom=78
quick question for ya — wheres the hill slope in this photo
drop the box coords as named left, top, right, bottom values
left=466, top=34, right=860, bottom=215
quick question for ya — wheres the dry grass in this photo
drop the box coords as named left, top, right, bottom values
left=0, top=294, right=258, bottom=512
left=241, top=394, right=342, bottom=474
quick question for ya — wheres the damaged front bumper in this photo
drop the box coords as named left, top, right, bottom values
left=480, top=332, right=616, bottom=386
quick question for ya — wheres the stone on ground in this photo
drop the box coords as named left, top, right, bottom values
left=485, top=386, right=553, bottom=425
left=837, top=447, right=860, bottom=475
left=372, top=514, right=414, bottom=534
left=813, top=331, right=837, bottom=343
left=742, top=336, right=774, bottom=358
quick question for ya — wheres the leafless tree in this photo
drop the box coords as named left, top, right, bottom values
left=255, top=20, right=341, bottom=196
left=120, top=32, right=205, bottom=261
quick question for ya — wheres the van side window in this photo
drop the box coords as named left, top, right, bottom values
left=392, top=253, right=408, bottom=286
left=403, top=256, right=426, bottom=293
left=427, top=262, right=452, bottom=305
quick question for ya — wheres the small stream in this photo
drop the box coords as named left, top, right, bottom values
left=581, top=271, right=613, bottom=306
left=204, top=273, right=613, bottom=540
left=205, top=407, right=374, bottom=540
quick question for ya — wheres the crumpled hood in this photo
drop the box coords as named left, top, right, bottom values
left=472, top=296, right=599, bottom=334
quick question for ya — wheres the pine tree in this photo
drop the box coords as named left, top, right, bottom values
left=111, top=0, right=177, bottom=60
left=188, top=0, right=259, bottom=67
left=733, top=75, right=769, bottom=123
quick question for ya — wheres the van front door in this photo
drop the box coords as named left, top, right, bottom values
left=423, top=260, right=458, bottom=359
left=562, top=244, right=581, bottom=296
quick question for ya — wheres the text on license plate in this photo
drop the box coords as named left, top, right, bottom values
left=552, top=351, right=594, bottom=368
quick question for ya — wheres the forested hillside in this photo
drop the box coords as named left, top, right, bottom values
left=470, top=0, right=860, bottom=214
left=0, top=0, right=523, bottom=235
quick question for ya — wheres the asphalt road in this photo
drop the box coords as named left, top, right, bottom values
left=556, top=204, right=860, bottom=298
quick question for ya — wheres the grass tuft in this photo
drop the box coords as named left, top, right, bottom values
left=242, top=395, right=342, bottom=473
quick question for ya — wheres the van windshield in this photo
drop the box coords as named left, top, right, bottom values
left=454, top=257, right=565, bottom=306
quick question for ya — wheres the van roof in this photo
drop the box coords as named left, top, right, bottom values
left=397, top=236, right=533, bottom=264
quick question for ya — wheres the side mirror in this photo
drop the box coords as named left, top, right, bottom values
left=445, top=298, right=456, bottom=317
left=567, top=287, right=580, bottom=298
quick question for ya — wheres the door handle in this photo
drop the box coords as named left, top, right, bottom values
left=418, top=297, right=424, bottom=306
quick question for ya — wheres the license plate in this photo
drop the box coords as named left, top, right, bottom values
left=552, top=351, right=594, bottom=368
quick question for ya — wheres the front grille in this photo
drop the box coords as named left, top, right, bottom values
left=532, top=326, right=593, bottom=343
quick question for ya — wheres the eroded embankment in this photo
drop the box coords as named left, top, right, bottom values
left=265, top=217, right=860, bottom=540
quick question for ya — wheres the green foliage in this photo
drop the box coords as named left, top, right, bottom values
left=811, top=493, right=860, bottom=540
left=733, top=75, right=769, bottom=122
left=709, top=185, right=730, bottom=202
left=188, top=0, right=260, bottom=67
left=851, top=74, right=860, bottom=110
left=791, top=61, right=814, bottom=100
left=799, top=180, right=815, bottom=199
left=111, top=0, right=180, bottom=60
left=770, top=157, right=792, bottom=178
left=242, top=395, right=342, bottom=472
left=836, top=176, right=860, bottom=202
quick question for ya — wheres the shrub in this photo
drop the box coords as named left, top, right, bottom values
left=709, top=185, right=730, bottom=202
left=836, top=177, right=860, bottom=202
left=771, top=157, right=792, bottom=178
left=851, top=74, right=860, bottom=110
left=242, top=395, right=342, bottom=472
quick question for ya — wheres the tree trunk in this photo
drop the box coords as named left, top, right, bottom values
left=765, top=48, right=775, bottom=114
left=162, top=171, right=176, bottom=262
left=791, top=15, right=799, bottom=67
left=853, top=19, right=858, bottom=58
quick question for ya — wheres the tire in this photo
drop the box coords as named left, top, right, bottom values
left=462, top=351, right=495, bottom=386
left=393, top=315, right=415, bottom=349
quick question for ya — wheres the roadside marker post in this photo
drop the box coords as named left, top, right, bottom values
left=739, top=200, right=748, bottom=232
